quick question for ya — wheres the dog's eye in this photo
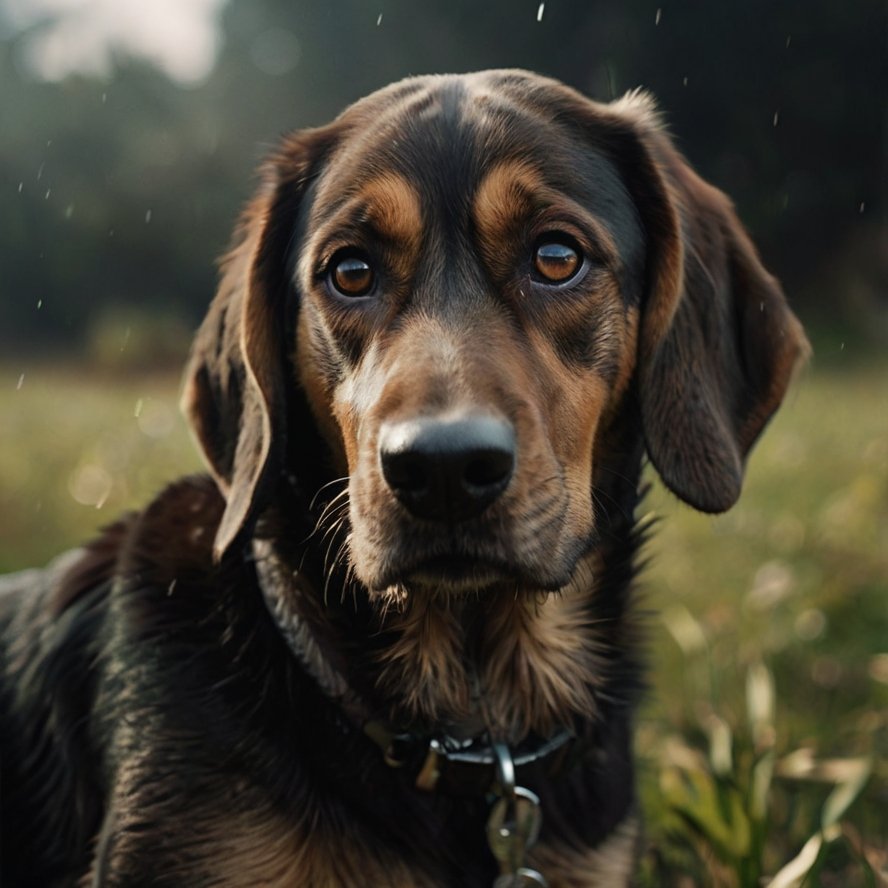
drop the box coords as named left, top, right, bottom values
left=329, top=254, right=375, bottom=297
left=533, top=239, right=582, bottom=284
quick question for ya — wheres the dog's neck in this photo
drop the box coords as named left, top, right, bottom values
left=256, top=523, right=641, bottom=748
left=365, top=564, right=607, bottom=742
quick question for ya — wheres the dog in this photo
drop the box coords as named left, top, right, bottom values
left=0, top=70, right=807, bottom=886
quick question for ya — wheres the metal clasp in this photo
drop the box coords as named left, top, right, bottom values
left=486, top=744, right=548, bottom=887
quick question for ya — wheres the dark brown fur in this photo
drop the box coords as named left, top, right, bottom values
left=0, top=70, right=807, bottom=886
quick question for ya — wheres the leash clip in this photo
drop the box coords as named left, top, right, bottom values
left=487, top=744, right=548, bottom=888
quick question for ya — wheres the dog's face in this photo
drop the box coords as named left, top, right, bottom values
left=294, top=74, right=646, bottom=595
left=183, top=70, right=808, bottom=600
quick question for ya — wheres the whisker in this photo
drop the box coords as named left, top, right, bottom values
left=308, top=476, right=350, bottom=511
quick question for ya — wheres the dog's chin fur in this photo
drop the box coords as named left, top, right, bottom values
left=368, top=577, right=557, bottom=612
left=356, top=533, right=590, bottom=603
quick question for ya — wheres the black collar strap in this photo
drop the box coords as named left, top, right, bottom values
left=254, top=539, right=578, bottom=797
left=364, top=721, right=576, bottom=796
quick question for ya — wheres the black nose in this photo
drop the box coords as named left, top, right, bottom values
left=379, top=416, right=516, bottom=522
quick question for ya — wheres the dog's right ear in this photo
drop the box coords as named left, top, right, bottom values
left=181, top=127, right=338, bottom=561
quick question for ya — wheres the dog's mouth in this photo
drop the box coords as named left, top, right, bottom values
left=402, top=555, right=518, bottom=595
left=373, top=551, right=569, bottom=599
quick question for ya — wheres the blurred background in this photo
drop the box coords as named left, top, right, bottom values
left=1, top=0, right=886, bottom=883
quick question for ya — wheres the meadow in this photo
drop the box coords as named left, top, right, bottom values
left=1, top=354, right=886, bottom=885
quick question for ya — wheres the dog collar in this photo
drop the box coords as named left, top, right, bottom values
left=253, top=539, right=577, bottom=797
left=362, top=719, right=575, bottom=796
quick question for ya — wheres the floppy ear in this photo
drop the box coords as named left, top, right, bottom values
left=181, top=128, right=336, bottom=560
left=609, top=93, right=809, bottom=513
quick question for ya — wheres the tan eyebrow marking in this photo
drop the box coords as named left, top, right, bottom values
left=306, top=172, right=423, bottom=285
left=357, top=172, right=423, bottom=255
left=472, top=160, right=620, bottom=278
left=473, top=159, right=545, bottom=240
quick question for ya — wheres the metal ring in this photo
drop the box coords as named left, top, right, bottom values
left=492, top=743, right=516, bottom=797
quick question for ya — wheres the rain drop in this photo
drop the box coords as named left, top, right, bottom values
left=45, top=189, right=51, bottom=200
left=655, top=8, right=662, bottom=25
left=537, top=2, right=545, bottom=21
left=36, top=299, right=42, bottom=310
left=682, top=76, right=688, bottom=87
left=376, top=13, right=383, bottom=25
left=859, top=201, right=866, bottom=213
left=772, top=110, right=780, bottom=127
left=134, top=398, right=144, bottom=418
left=37, top=162, right=44, bottom=180
left=102, top=92, right=107, bottom=104
left=18, top=182, right=23, bottom=193
left=65, top=204, right=74, bottom=219
left=785, top=35, right=792, bottom=48
left=16, top=373, right=25, bottom=391
left=145, top=209, right=152, bottom=223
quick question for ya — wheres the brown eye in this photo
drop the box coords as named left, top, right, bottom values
left=329, top=254, right=374, bottom=297
left=533, top=240, right=581, bottom=283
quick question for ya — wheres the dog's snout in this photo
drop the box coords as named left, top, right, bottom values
left=379, top=416, right=515, bottom=522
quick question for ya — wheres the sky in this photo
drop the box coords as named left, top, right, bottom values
left=3, top=0, right=229, bottom=84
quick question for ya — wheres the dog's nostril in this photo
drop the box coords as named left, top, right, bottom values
left=463, top=450, right=513, bottom=490
left=381, top=452, right=428, bottom=494
left=379, top=416, right=516, bottom=522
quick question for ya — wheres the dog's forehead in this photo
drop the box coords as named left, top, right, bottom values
left=312, top=71, right=619, bottom=214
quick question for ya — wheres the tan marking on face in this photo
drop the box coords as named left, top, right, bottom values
left=473, top=159, right=542, bottom=257
left=473, top=159, right=621, bottom=279
left=529, top=814, right=641, bottom=887
left=610, top=305, right=640, bottom=410
left=360, top=172, right=423, bottom=258
left=303, top=171, right=423, bottom=288
left=295, top=315, right=350, bottom=475
left=515, top=315, right=614, bottom=538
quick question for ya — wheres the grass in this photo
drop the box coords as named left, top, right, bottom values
left=2, top=356, right=886, bottom=883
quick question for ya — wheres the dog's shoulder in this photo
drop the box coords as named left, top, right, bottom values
left=116, top=472, right=225, bottom=584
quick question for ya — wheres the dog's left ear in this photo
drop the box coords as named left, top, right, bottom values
left=181, top=128, right=336, bottom=560
left=606, top=93, right=809, bottom=513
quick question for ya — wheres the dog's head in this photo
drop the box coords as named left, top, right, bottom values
left=183, top=70, right=807, bottom=598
